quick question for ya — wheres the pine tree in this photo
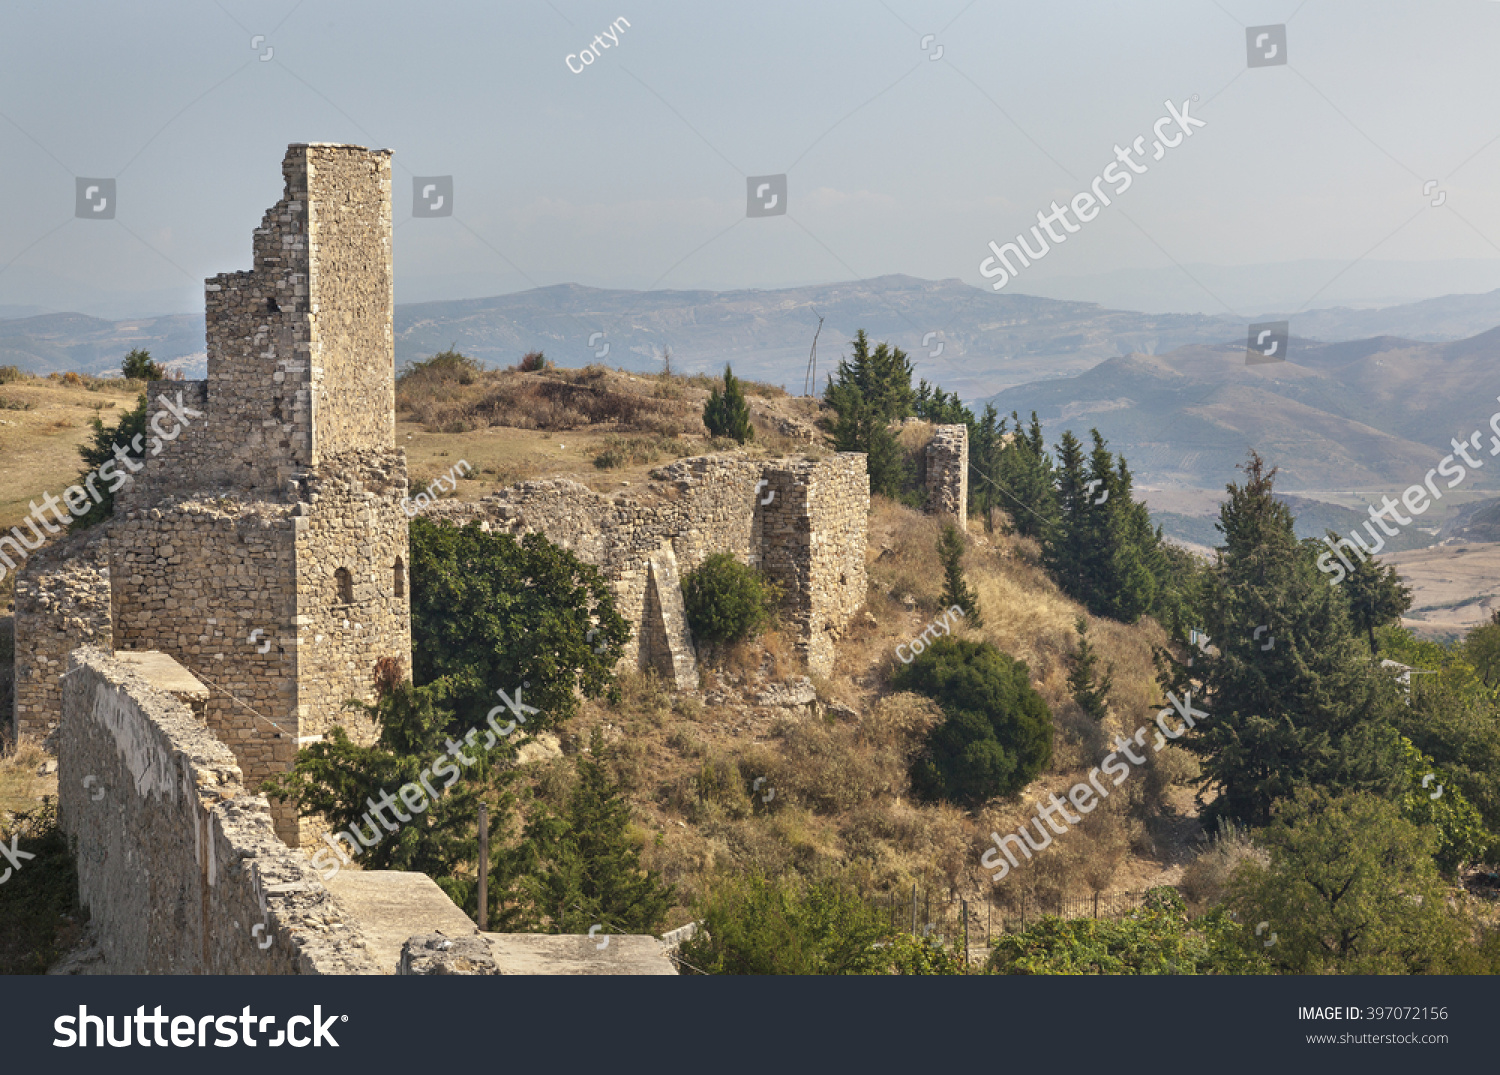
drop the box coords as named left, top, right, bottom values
left=1340, top=540, right=1413, bottom=652
left=937, top=522, right=982, bottom=626
left=1160, top=453, right=1405, bottom=828
left=703, top=363, right=753, bottom=443
left=506, top=728, right=675, bottom=934
left=992, top=411, right=1058, bottom=540
left=1043, top=430, right=1091, bottom=597
left=1066, top=616, right=1113, bottom=722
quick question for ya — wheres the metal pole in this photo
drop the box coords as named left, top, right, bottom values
left=911, top=882, right=917, bottom=937
left=477, top=805, right=489, bottom=931
left=962, top=898, right=969, bottom=974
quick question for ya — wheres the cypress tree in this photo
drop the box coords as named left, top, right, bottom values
left=1066, top=616, right=1113, bottom=722
left=507, top=728, right=675, bottom=934
left=704, top=363, right=753, bottom=443
left=937, top=522, right=982, bottom=626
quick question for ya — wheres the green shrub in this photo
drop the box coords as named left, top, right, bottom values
left=518, top=350, right=548, bottom=372
left=678, top=873, right=889, bottom=974
left=0, top=366, right=28, bottom=385
left=120, top=348, right=166, bottom=382
left=682, top=553, right=778, bottom=646
left=988, top=892, right=1260, bottom=975
left=399, top=347, right=482, bottom=386
left=892, top=636, right=1052, bottom=805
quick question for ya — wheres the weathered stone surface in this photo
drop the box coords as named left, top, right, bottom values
left=325, top=871, right=481, bottom=973
left=57, top=646, right=382, bottom=974
left=925, top=424, right=968, bottom=530
left=13, top=145, right=411, bottom=845
left=399, top=932, right=500, bottom=976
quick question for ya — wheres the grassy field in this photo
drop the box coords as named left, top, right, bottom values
left=0, top=373, right=140, bottom=535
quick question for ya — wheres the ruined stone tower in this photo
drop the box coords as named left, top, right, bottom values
left=14, top=144, right=412, bottom=845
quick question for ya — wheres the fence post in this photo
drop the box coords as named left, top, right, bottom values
left=477, top=804, right=489, bottom=931
left=911, top=883, right=917, bottom=937
left=1094, top=891, right=1099, bottom=919
left=961, top=898, right=969, bottom=975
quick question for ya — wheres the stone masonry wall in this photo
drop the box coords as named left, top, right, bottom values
left=291, top=450, right=411, bottom=748
left=58, top=647, right=381, bottom=974
left=108, top=499, right=303, bottom=836
left=418, top=452, right=868, bottom=677
left=12, top=529, right=112, bottom=742
left=304, top=147, right=395, bottom=461
left=758, top=455, right=869, bottom=674
left=925, top=424, right=968, bottom=531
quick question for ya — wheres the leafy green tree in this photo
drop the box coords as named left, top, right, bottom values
left=409, top=519, right=629, bottom=734
left=1399, top=736, right=1491, bottom=874
left=703, top=363, right=753, bottom=443
left=71, top=393, right=148, bottom=530
left=937, top=522, right=982, bottom=626
left=1390, top=652, right=1500, bottom=858
left=893, top=636, right=1052, bottom=804
left=1160, top=454, right=1404, bottom=828
left=1066, top=617, right=1113, bottom=722
left=264, top=672, right=512, bottom=904
left=121, top=347, right=166, bottom=382
left=678, top=873, right=890, bottom=974
left=501, top=728, right=675, bottom=935
left=682, top=552, right=778, bottom=646
left=1339, top=540, right=1412, bottom=652
left=976, top=411, right=1057, bottom=539
left=1462, top=611, right=1500, bottom=688
left=1227, top=790, right=1468, bottom=974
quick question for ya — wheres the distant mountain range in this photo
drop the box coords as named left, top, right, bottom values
left=7, top=275, right=1500, bottom=404
left=989, top=329, right=1500, bottom=494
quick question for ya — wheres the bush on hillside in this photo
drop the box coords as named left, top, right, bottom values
left=683, top=553, right=778, bottom=646
left=703, top=364, right=753, bottom=444
left=892, top=636, right=1052, bottom=805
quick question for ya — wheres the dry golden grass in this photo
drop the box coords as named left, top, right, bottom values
left=0, top=375, right=140, bottom=534
left=546, top=494, right=1201, bottom=922
left=0, top=736, right=51, bottom=817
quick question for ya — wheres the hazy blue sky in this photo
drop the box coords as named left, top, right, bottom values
left=3, top=0, right=1500, bottom=318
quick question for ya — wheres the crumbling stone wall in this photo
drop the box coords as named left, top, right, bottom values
left=194, top=143, right=395, bottom=494
left=925, top=424, right=968, bottom=530
left=419, top=452, right=869, bottom=678
left=7, top=144, right=410, bottom=845
left=12, top=529, right=111, bottom=742
left=58, top=647, right=381, bottom=974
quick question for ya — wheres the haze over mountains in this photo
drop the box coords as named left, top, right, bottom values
left=7, top=274, right=1500, bottom=403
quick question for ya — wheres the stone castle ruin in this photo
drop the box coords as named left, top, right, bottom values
left=6, top=144, right=967, bottom=971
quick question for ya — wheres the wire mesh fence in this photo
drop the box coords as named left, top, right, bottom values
left=869, top=885, right=1181, bottom=963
